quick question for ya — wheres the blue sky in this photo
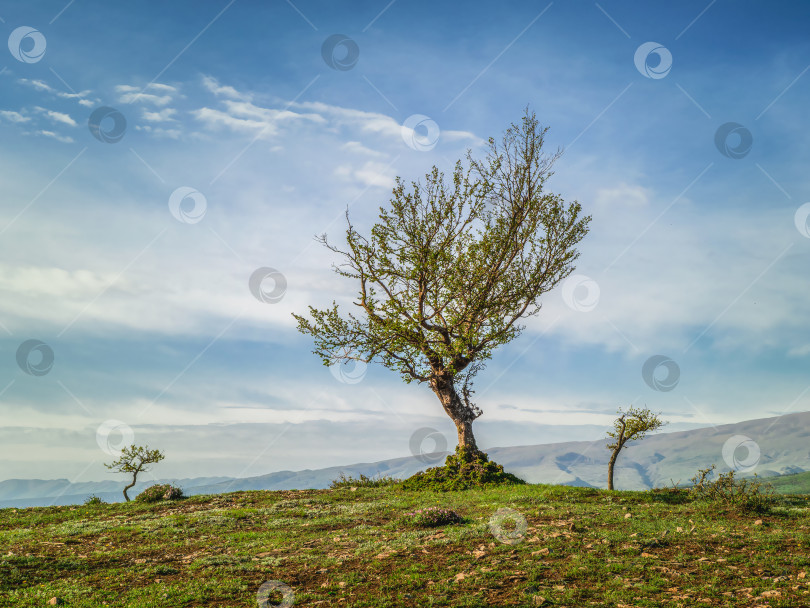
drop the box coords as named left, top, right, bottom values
left=2, top=0, right=810, bottom=483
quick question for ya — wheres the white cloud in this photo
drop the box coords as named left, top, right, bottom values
left=191, top=101, right=325, bottom=139
left=34, top=130, right=75, bottom=143
left=201, top=75, right=249, bottom=100
left=18, top=78, right=95, bottom=105
left=142, top=108, right=178, bottom=122
left=787, top=344, right=810, bottom=357
left=135, top=125, right=181, bottom=138
left=292, top=100, right=481, bottom=146
left=342, top=141, right=386, bottom=157
left=335, top=160, right=395, bottom=188
left=595, top=182, right=650, bottom=207
left=34, top=106, right=77, bottom=127
left=0, top=110, right=29, bottom=123
left=115, top=84, right=175, bottom=106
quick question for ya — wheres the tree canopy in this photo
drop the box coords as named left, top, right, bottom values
left=294, top=108, right=591, bottom=452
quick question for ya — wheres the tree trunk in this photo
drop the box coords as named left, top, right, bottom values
left=429, top=374, right=479, bottom=453
left=607, top=446, right=621, bottom=491
left=123, top=471, right=138, bottom=502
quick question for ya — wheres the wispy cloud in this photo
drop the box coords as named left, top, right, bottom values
left=115, top=83, right=177, bottom=106
left=33, top=106, right=77, bottom=127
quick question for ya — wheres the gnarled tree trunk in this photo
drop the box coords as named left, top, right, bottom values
left=429, top=374, right=480, bottom=453
left=123, top=471, right=138, bottom=502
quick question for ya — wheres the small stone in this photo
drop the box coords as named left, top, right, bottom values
left=624, top=512, right=632, bottom=519
left=798, top=571, right=806, bottom=579
left=754, top=519, right=763, bottom=526
left=48, top=599, right=65, bottom=606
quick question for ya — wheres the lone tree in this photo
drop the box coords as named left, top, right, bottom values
left=606, top=406, right=667, bottom=491
left=293, top=109, right=591, bottom=454
left=105, top=444, right=165, bottom=502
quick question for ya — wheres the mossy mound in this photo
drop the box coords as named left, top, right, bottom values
left=399, top=446, right=527, bottom=492
left=135, top=483, right=185, bottom=503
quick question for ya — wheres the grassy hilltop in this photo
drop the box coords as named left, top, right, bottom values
left=2, top=480, right=810, bottom=607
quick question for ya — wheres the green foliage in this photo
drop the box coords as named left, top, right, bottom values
left=648, top=486, right=690, bottom=504
left=83, top=495, right=105, bottom=505
left=401, top=506, right=464, bottom=528
left=398, top=446, right=527, bottom=492
left=104, top=444, right=165, bottom=474
left=606, top=405, right=667, bottom=451
left=135, top=483, right=185, bottom=503
left=329, top=472, right=399, bottom=489
left=292, top=109, right=591, bottom=454
left=688, top=464, right=776, bottom=513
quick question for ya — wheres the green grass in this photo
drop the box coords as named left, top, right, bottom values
left=767, top=471, right=810, bottom=495
left=2, top=484, right=810, bottom=607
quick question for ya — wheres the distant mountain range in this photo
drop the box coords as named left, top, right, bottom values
left=3, top=410, right=809, bottom=508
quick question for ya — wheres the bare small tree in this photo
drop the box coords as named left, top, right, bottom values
left=606, top=406, right=667, bottom=491
left=293, top=108, right=590, bottom=454
left=105, top=444, right=165, bottom=502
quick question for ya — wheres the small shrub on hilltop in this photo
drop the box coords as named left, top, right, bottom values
left=399, top=446, right=527, bottom=492
left=689, top=464, right=775, bottom=514
left=329, top=472, right=399, bottom=489
left=84, top=495, right=106, bottom=505
left=135, top=483, right=185, bottom=503
left=402, top=506, right=464, bottom=528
